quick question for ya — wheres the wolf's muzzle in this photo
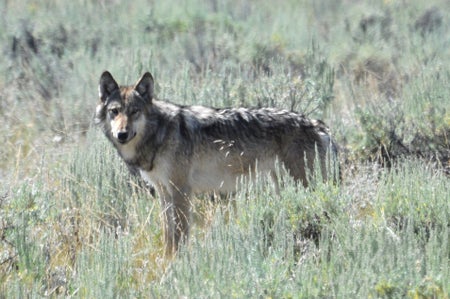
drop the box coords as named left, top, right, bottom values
left=116, top=131, right=137, bottom=144
left=117, top=132, right=129, bottom=143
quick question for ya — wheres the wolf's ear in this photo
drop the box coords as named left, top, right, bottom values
left=99, top=71, right=119, bottom=102
left=134, top=72, right=154, bottom=102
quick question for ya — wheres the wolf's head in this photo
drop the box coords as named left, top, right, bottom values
left=95, top=71, right=154, bottom=146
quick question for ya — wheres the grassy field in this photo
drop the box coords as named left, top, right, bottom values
left=1, top=0, right=449, bottom=297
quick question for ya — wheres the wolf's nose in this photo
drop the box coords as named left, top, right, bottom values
left=117, top=132, right=129, bottom=142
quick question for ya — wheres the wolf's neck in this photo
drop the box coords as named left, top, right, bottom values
left=118, top=138, right=160, bottom=172
left=120, top=117, right=169, bottom=172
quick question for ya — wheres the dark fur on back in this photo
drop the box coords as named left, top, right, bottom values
left=178, top=106, right=330, bottom=154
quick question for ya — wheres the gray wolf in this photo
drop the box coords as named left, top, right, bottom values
left=95, top=71, right=339, bottom=255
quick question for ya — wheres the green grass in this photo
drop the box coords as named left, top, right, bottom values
left=1, top=0, right=449, bottom=297
left=2, top=140, right=448, bottom=297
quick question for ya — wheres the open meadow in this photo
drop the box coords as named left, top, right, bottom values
left=1, top=0, right=449, bottom=297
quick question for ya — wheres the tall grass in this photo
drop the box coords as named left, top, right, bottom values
left=1, top=0, right=449, bottom=297
left=2, top=137, right=448, bottom=297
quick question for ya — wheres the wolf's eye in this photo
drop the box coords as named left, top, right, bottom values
left=109, top=108, right=119, bottom=117
left=130, top=109, right=140, bottom=117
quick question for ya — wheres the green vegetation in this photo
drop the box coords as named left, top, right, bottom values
left=1, top=0, right=449, bottom=297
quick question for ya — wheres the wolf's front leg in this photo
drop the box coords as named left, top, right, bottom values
left=159, top=184, right=192, bottom=256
